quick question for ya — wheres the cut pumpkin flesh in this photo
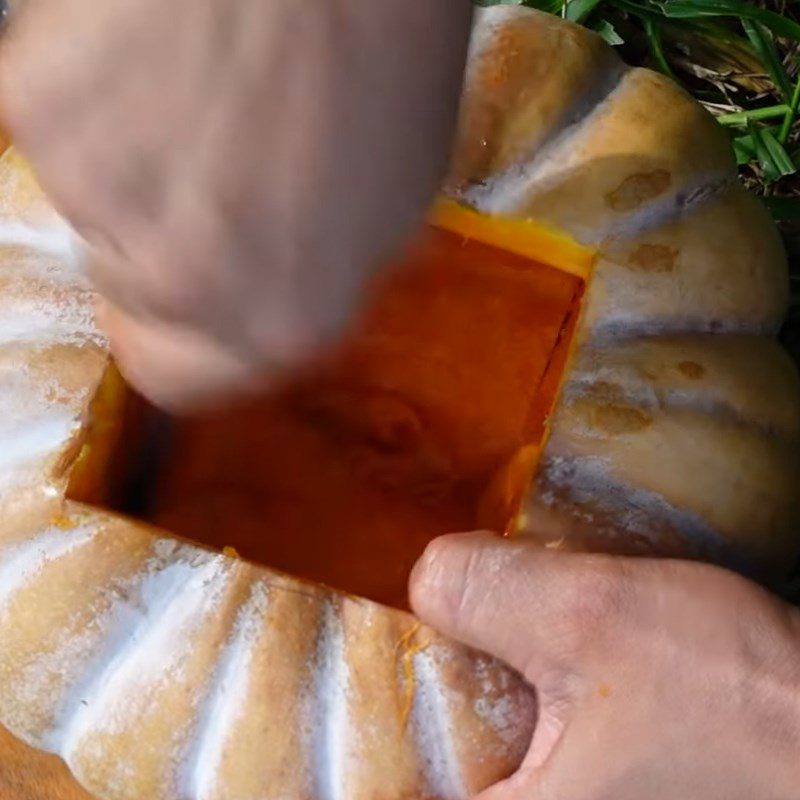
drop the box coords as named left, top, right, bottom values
left=68, top=200, right=592, bottom=607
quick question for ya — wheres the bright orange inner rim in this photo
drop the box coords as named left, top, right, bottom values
left=67, top=199, right=594, bottom=608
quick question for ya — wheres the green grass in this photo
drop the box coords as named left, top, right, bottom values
left=477, top=0, right=800, bottom=367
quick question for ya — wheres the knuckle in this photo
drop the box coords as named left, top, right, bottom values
left=129, top=237, right=220, bottom=325
left=451, top=545, right=491, bottom=630
left=141, top=263, right=211, bottom=323
left=89, top=245, right=214, bottom=335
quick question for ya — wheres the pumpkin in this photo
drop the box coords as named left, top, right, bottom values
left=1, top=6, right=799, bottom=800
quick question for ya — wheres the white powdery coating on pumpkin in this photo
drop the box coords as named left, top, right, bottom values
left=537, top=454, right=737, bottom=563
left=311, top=600, right=350, bottom=800
left=0, top=358, right=89, bottom=498
left=472, top=657, right=532, bottom=750
left=0, top=200, right=101, bottom=499
left=183, top=579, right=269, bottom=800
left=0, top=247, right=88, bottom=288
left=55, top=554, right=234, bottom=775
left=5, top=516, right=160, bottom=742
left=412, top=649, right=466, bottom=800
left=0, top=411, right=78, bottom=487
left=0, top=174, right=101, bottom=490
left=0, top=217, right=83, bottom=263
left=0, top=524, right=99, bottom=614
left=0, top=285, right=100, bottom=347
left=38, top=557, right=174, bottom=754
left=474, top=694, right=518, bottom=746
left=11, top=619, right=103, bottom=743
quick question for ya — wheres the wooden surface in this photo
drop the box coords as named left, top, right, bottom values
left=0, top=726, right=94, bottom=800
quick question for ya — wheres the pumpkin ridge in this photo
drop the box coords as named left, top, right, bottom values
left=454, top=61, right=630, bottom=205
left=51, top=551, right=236, bottom=754
left=527, top=459, right=750, bottom=568
left=62, top=554, right=246, bottom=798
left=0, top=522, right=98, bottom=614
left=408, top=647, right=465, bottom=800
left=464, top=71, right=733, bottom=211
left=451, top=6, right=627, bottom=190
left=177, top=578, right=268, bottom=799
left=308, top=599, right=350, bottom=800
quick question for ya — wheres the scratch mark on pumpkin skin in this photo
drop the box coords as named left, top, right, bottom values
left=396, top=623, right=431, bottom=733
left=605, top=170, right=672, bottom=212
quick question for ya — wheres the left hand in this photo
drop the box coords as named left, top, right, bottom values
left=0, top=0, right=470, bottom=410
left=410, top=532, right=800, bottom=800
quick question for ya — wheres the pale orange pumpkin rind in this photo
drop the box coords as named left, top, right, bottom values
left=0, top=7, right=798, bottom=800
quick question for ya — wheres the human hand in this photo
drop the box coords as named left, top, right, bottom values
left=411, top=533, right=800, bottom=800
left=0, top=0, right=471, bottom=408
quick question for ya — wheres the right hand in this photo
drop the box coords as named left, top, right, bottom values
left=0, top=0, right=471, bottom=409
left=411, top=533, right=800, bottom=800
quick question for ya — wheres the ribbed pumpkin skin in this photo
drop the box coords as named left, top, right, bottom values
left=451, top=6, right=800, bottom=577
left=0, top=152, right=535, bottom=798
left=0, top=7, right=798, bottom=800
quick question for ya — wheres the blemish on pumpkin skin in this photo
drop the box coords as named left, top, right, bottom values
left=51, top=515, right=77, bottom=530
left=605, top=170, right=672, bottom=211
left=480, top=33, right=517, bottom=91
left=627, top=244, right=679, bottom=273
left=678, top=361, right=706, bottom=380
left=588, top=403, right=653, bottom=434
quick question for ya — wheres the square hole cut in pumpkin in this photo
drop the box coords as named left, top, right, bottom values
left=67, top=210, right=588, bottom=609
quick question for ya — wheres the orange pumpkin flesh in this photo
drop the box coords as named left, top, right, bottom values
left=69, top=204, right=589, bottom=607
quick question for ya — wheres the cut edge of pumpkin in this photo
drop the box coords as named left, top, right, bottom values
left=65, top=199, right=596, bottom=606
left=432, top=197, right=595, bottom=537
left=429, top=196, right=596, bottom=281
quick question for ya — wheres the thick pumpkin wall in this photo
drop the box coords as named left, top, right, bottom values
left=0, top=7, right=798, bottom=800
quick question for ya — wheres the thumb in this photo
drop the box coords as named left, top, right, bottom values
left=409, top=532, right=638, bottom=681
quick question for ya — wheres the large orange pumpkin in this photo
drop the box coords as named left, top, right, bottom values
left=1, top=6, right=799, bottom=800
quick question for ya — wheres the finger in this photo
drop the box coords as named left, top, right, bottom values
left=409, top=532, right=639, bottom=681
left=98, top=300, right=268, bottom=412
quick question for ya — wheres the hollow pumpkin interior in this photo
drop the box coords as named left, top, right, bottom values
left=67, top=202, right=589, bottom=608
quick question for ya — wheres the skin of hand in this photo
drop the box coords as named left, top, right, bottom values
left=0, top=0, right=472, bottom=409
left=411, top=532, right=800, bottom=800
